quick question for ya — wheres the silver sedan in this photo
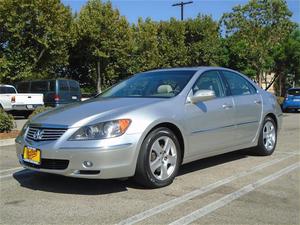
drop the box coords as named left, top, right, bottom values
left=15, top=67, right=282, bottom=188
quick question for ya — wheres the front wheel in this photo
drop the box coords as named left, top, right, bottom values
left=134, top=127, right=182, bottom=188
left=254, top=117, right=277, bottom=156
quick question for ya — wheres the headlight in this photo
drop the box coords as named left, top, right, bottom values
left=19, top=121, right=30, bottom=136
left=69, top=119, right=131, bottom=140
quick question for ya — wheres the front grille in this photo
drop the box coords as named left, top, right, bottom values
left=26, top=127, right=67, bottom=142
left=23, top=158, right=69, bottom=170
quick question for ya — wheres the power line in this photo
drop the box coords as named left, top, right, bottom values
left=172, top=1, right=193, bottom=21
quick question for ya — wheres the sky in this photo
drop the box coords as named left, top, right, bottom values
left=62, top=0, right=300, bottom=24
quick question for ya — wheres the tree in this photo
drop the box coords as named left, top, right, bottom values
left=221, top=0, right=294, bottom=85
left=0, top=0, right=72, bottom=83
left=70, top=0, right=133, bottom=93
left=157, top=18, right=188, bottom=68
left=129, top=18, right=160, bottom=74
left=273, top=27, right=300, bottom=96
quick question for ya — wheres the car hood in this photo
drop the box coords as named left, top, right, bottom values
left=31, top=98, right=165, bottom=127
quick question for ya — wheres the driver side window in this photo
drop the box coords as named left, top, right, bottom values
left=192, top=71, right=225, bottom=97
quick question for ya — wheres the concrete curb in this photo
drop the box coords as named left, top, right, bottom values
left=0, top=138, right=15, bottom=147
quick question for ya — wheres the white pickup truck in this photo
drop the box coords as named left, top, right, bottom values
left=0, top=84, right=44, bottom=112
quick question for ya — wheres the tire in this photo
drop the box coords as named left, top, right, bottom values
left=134, top=127, right=182, bottom=188
left=254, top=116, right=277, bottom=156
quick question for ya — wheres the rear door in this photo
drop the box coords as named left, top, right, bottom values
left=57, top=80, right=71, bottom=104
left=184, top=70, right=236, bottom=157
left=221, top=70, right=262, bottom=145
left=68, top=80, right=81, bottom=102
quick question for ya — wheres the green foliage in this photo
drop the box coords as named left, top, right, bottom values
left=0, top=110, right=14, bottom=133
left=0, top=0, right=298, bottom=97
left=221, top=0, right=294, bottom=80
left=157, top=18, right=188, bottom=68
left=0, top=0, right=73, bottom=83
left=69, top=0, right=133, bottom=92
left=185, top=15, right=226, bottom=66
left=28, top=106, right=53, bottom=119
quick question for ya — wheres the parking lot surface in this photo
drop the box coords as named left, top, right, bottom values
left=0, top=113, right=299, bottom=225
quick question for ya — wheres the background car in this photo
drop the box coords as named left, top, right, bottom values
left=282, top=87, right=300, bottom=112
left=15, top=67, right=282, bottom=188
left=16, top=79, right=81, bottom=107
left=0, top=84, right=44, bottom=114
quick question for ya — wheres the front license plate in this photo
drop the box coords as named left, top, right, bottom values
left=23, top=146, right=41, bottom=165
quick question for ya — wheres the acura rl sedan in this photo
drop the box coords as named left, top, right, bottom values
left=15, top=67, right=282, bottom=188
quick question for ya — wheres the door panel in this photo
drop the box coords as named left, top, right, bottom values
left=222, top=70, right=262, bottom=145
left=232, top=94, right=262, bottom=144
left=184, top=70, right=236, bottom=157
left=184, top=96, right=236, bottom=157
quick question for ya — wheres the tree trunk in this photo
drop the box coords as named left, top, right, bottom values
left=96, top=60, right=101, bottom=94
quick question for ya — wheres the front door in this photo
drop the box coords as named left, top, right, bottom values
left=184, top=70, right=236, bottom=157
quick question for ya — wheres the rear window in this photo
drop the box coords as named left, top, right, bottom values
left=288, top=89, right=300, bottom=96
left=0, top=86, right=16, bottom=94
left=31, top=81, right=49, bottom=93
left=17, top=82, right=30, bottom=93
left=69, top=80, right=80, bottom=92
left=59, top=80, right=69, bottom=91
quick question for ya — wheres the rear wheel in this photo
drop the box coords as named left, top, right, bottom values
left=254, top=116, right=277, bottom=156
left=134, top=127, right=181, bottom=188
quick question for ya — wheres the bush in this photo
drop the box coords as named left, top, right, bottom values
left=28, top=106, right=53, bottom=119
left=0, top=110, right=14, bottom=132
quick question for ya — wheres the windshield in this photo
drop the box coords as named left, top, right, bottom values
left=288, top=89, right=300, bottom=96
left=99, top=70, right=196, bottom=98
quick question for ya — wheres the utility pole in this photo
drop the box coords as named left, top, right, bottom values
left=172, top=1, right=193, bottom=21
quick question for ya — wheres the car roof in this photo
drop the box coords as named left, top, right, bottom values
left=0, top=84, right=15, bottom=88
left=147, top=66, right=238, bottom=73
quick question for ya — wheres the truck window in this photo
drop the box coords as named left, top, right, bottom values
left=0, top=86, right=16, bottom=94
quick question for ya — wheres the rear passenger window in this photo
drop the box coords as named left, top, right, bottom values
left=59, top=80, right=69, bottom=91
left=222, top=71, right=256, bottom=96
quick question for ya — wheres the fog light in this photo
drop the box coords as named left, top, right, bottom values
left=83, top=161, right=93, bottom=167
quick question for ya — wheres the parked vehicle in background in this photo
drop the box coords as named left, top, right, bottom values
left=282, top=87, right=300, bottom=112
left=0, top=84, right=44, bottom=113
left=16, top=79, right=81, bottom=107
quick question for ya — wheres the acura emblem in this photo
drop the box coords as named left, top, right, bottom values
left=33, top=129, right=44, bottom=140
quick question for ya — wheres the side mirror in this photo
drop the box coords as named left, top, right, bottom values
left=188, top=90, right=216, bottom=104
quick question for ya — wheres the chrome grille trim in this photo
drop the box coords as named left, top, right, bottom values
left=26, top=126, right=67, bottom=142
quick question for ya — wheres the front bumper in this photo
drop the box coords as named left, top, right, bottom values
left=15, top=133, right=141, bottom=179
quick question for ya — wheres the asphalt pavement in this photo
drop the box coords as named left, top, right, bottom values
left=0, top=113, right=299, bottom=225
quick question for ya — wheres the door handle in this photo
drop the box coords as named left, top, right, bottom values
left=254, top=100, right=261, bottom=105
left=222, top=104, right=233, bottom=109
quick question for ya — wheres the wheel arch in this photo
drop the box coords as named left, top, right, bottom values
left=265, top=113, right=278, bottom=129
left=148, top=122, right=185, bottom=162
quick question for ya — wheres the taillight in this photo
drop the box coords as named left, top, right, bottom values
left=11, top=96, right=15, bottom=103
left=54, top=94, right=60, bottom=101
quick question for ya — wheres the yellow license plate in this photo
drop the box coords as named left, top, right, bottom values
left=23, top=146, right=41, bottom=165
